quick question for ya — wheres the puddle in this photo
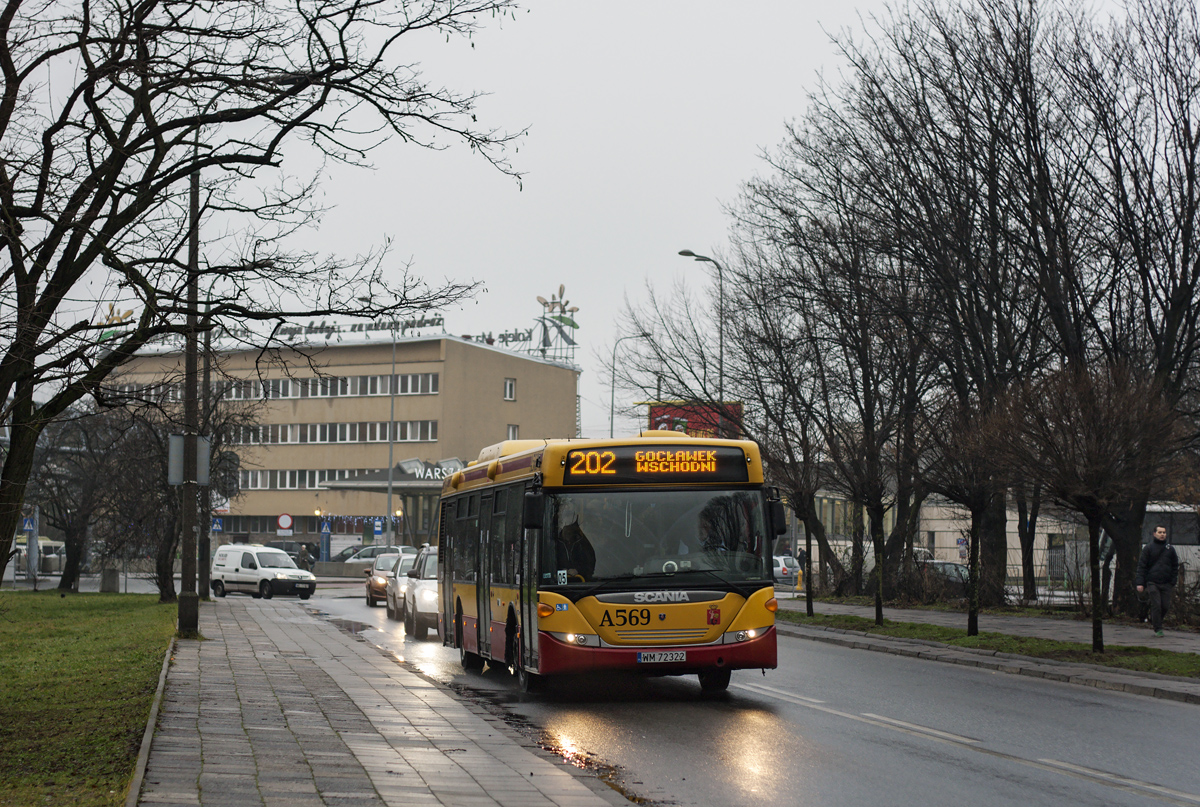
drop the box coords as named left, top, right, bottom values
left=442, top=680, right=654, bottom=804
left=324, top=616, right=377, bottom=638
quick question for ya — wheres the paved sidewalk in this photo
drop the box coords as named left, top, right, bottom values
left=135, top=599, right=622, bottom=807
left=774, top=596, right=1200, bottom=704
left=776, top=595, right=1200, bottom=654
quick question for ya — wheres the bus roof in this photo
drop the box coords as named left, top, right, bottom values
left=441, top=432, right=765, bottom=494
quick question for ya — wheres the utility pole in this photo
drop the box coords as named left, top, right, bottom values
left=179, top=166, right=200, bottom=632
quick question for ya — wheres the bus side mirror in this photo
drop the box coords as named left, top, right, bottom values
left=523, top=492, right=545, bottom=530
left=770, top=500, right=787, bottom=535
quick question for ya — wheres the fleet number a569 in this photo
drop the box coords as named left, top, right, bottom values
left=598, top=608, right=652, bottom=626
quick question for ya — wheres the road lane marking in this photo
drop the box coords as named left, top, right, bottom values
left=734, top=682, right=824, bottom=703
left=732, top=682, right=1200, bottom=805
left=1038, top=759, right=1200, bottom=805
left=860, top=713, right=978, bottom=744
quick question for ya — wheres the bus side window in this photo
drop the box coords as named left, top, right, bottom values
left=450, top=497, right=469, bottom=582
left=491, top=489, right=508, bottom=584
left=463, top=494, right=479, bottom=580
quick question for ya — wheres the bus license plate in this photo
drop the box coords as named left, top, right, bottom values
left=637, top=651, right=686, bottom=664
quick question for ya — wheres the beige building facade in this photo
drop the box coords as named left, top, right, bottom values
left=114, top=334, right=579, bottom=550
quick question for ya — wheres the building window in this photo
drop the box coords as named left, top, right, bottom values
left=504, top=378, right=516, bottom=400
left=507, top=424, right=519, bottom=440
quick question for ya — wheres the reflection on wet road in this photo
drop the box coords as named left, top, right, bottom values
left=309, top=593, right=1200, bottom=807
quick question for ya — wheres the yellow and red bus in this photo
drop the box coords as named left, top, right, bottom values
left=437, top=432, right=784, bottom=693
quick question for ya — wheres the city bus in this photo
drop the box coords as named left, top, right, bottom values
left=437, top=433, right=784, bottom=693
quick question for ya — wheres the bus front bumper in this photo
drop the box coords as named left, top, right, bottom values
left=535, top=626, right=777, bottom=676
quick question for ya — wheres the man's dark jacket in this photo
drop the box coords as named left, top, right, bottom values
left=1135, top=539, right=1179, bottom=587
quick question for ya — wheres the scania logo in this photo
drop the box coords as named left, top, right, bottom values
left=632, top=591, right=690, bottom=603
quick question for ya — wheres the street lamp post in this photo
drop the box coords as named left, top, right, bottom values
left=178, top=104, right=215, bottom=633
left=610, top=332, right=651, bottom=438
left=678, top=250, right=725, bottom=404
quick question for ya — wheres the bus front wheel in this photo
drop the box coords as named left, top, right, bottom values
left=516, top=642, right=540, bottom=694
left=456, top=612, right=484, bottom=672
left=698, top=668, right=731, bottom=694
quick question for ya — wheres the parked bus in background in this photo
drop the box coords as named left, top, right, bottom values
left=437, top=433, right=785, bottom=693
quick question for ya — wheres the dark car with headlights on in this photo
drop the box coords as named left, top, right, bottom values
left=365, top=553, right=401, bottom=607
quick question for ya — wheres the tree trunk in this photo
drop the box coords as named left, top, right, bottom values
left=155, top=514, right=179, bottom=603
left=0, top=384, right=40, bottom=584
left=57, top=521, right=88, bottom=592
left=1087, top=513, right=1104, bottom=653
left=870, top=502, right=886, bottom=625
left=1103, top=498, right=1148, bottom=616
left=979, top=490, right=1008, bottom=606
left=851, top=501, right=865, bottom=596
left=795, top=490, right=845, bottom=592
left=967, top=512, right=983, bottom=636
left=1015, top=486, right=1040, bottom=603
left=805, top=520, right=814, bottom=617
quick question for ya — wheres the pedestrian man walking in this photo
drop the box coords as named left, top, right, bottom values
left=1135, top=524, right=1179, bottom=638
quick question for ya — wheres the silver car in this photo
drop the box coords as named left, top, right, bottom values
left=343, top=544, right=410, bottom=575
left=402, top=547, right=439, bottom=640
left=384, top=554, right=418, bottom=621
left=773, top=555, right=801, bottom=586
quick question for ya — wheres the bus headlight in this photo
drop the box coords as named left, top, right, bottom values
left=549, top=631, right=595, bottom=646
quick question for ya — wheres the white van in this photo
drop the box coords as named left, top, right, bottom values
left=211, top=544, right=317, bottom=600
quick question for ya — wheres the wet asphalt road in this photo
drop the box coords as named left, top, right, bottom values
left=307, top=589, right=1200, bottom=807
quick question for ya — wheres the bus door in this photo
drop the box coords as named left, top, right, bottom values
left=477, top=493, right=493, bottom=658
left=519, top=487, right=540, bottom=670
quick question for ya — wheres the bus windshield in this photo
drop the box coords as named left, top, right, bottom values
left=541, top=489, right=769, bottom=584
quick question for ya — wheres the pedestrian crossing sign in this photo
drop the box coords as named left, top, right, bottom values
left=21, top=517, right=34, bottom=531
left=211, top=518, right=223, bottom=532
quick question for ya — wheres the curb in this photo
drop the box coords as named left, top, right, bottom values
left=775, top=622, right=1200, bottom=704
left=125, top=637, right=174, bottom=807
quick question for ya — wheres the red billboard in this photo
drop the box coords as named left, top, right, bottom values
left=647, top=402, right=743, bottom=439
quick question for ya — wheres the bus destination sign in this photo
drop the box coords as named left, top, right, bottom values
left=562, top=445, right=749, bottom=486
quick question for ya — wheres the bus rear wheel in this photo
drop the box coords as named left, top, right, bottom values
left=698, top=668, right=731, bottom=694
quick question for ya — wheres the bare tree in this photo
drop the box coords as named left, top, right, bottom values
left=1063, top=0, right=1200, bottom=613
left=87, top=380, right=261, bottom=602
left=990, top=364, right=1185, bottom=651
left=0, top=0, right=521, bottom=580
left=617, top=261, right=852, bottom=596
left=25, top=405, right=130, bottom=589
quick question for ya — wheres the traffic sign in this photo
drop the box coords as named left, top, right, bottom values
left=211, top=518, right=223, bottom=532
left=21, top=517, right=34, bottom=531
left=277, top=513, right=293, bottom=537
left=374, top=518, right=382, bottom=536
left=320, top=521, right=331, bottom=535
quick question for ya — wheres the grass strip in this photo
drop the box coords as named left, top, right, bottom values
left=0, top=592, right=177, bottom=807
left=776, top=610, right=1200, bottom=679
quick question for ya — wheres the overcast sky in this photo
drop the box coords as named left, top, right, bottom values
left=301, top=1, right=895, bottom=439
